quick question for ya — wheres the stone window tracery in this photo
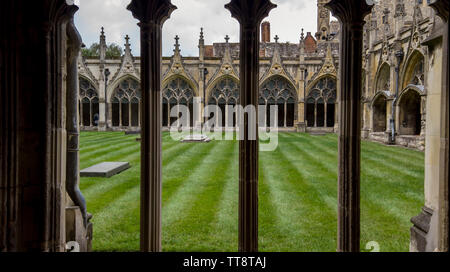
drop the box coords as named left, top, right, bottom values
left=306, top=77, right=337, bottom=128
left=162, top=77, right=194, bottom=127
left=259, top=76, right=297, bottom=127
left=79, top=77, right=99, bottom=127
left=111, top=78, right=141, bottom=127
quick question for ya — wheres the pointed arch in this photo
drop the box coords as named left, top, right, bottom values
left=374, top=62, right=391, bottom=93
left=397, top=87, right=422, bottom=136
left=371, top=92, right=388, bottom=132
left=108, top=74, right=141, bottom=102
left=162, top=74, right=198, bottom=97
left=162, top=76, right=197, bottom=127
left=110, top=76, right=141, bottom=127
left=401, top=50, right=425, bottom=90
left=79, top=76, right=99, bottom=127
left=259, top=75, right=297, bottom=127
left=305, top=75, right=337, bottom=128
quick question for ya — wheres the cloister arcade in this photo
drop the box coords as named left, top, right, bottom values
left=0, top=0, right=448, bottom=254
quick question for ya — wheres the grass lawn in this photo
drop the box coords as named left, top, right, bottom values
left=79, top=131, right=424, bottom=252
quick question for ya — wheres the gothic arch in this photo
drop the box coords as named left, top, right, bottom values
left=79, top=76, right=99, bottom=127
left=110, top=77, right=141, bottom=127
left=205, top=74, right=240, bottom=102
left=162, top=74, right=198, bottom=97
left=374, top=62, right=391, bottom=94
left=305, top=75, right=337, bottom=128
left=397, top=87, right=422, bottom=136
left=162, top=76, right=196, bottom=127
left=259, top=75, right=297, bottom=127
left=108, top=74, right=141, bottom=103
left=371, top=92, right=388, bottom=132
left=206, top=76, right=240, bottom=128
left=401, top=50, right=425, bottom=91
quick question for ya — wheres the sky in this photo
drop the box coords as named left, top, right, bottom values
left=74, top=0, right=319, bottom=57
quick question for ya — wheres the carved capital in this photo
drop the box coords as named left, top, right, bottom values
left=127, top=0, right=177, bottom=25
left=325, top=0, right=373, bottom=25
left=429, top=0, right=449, bottom=22
left=225, top=0, right=276, bottom=26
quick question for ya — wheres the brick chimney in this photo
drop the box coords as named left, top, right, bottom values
left=261, top=21, right=270, bottom=43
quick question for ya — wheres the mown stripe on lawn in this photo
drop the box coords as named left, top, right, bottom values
left=81, top=140, right=197, bottom=206
left=208, top=142, right=239, bottom=252
left=90, top=185, right=140, bottom=251
left=163, top=140, right=236, bottom=251
left=259, top=133, right=337, bottom=251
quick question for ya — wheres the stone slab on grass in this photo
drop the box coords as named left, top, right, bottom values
left=181, top=134, right=211, bottom=143
left=80, top=162, right=131, bottom=178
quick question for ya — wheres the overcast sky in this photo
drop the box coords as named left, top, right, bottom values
left=74, top=0, right=319, bottom=57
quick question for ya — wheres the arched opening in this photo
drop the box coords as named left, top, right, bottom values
left=79, top=77, right=99, bottom=127
left=162, top=77, right=195, bottom=128
left=399, top=89, right=421, bottom=135
left=316, top=97, right=325, bottom=127
left=162, top=98, right=169, bottom=127
left=326, top=97, right=335, bottom=128
left=306, top=76, right=337, bottom=128
left=372, top=94, right=387, bottom=132
left=208, top=76, right=239, bottom=128
left=259, top=76, right=297, bottom=128
left=121, top=98, right=130, bottom=127
left=306, top=97, right=315, bottom=127
left=286, top=97, right=295, bottom=127
left=92, top=97, right=99, bottom=127
left=131, top=97, right=139, bottom=127
left=111, top=77, right=141, bottom=128
left=82, top=97, right=91, bottom=126
left=111, top=97, right=120, bottom=127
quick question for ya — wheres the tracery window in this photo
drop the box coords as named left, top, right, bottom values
left=208, top=77, right=239, bottom=127
left=79, top=77, right=99, bottom=127
left=162, top=77, right=194, bottom=127
left=410, top=59, right=424, bottom=86
left=306, top=77, right=337, bottom=128
left=111, top=78, right=141, bottom=127
left=259, top=76, right=296, bottom=127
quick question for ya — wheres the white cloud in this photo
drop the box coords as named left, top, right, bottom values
left=74, top=0, right=318, bottom=57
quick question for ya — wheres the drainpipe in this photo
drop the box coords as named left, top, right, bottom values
left=390, top=49, right=404, bottom=144
left=67, top=19, right=87, bottom=226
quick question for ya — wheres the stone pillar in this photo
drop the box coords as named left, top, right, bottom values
left=325, top=0, right=373, bottom=252
left=225, top=0, right=276, bottom=252
left=410, top=0, right=449, bottom=252
left=0, top=0, right=78, bottom=251
left=128, top=0, right=176, bottom=252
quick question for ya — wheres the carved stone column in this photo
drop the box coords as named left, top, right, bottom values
left=428, top=0, right=448, bottom=252
left=0, top=0, right=78, bottom=251
left=325, top=0, right=373, bottom=252
left=225, top=0, right=276, bottom=252
left=127, top=0, right=176, bottom=252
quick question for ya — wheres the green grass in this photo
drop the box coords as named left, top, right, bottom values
left=79, top=131, right=424, bottom=252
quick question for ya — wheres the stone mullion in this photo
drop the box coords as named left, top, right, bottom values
left=284, top=102, right=287, bottom=127
left=128, top=0, right=176, bottom=252
left=119, top=100, right=123, bottom=127
left=325, top=0, right=372, bottom=252
left=226, top=0, right=276, bottom=252
left=129, top=100, right=132, bottom=127
left=314, top=100, right=317, bottom=127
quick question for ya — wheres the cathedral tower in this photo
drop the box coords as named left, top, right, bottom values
left=316, top=0, right=331, bottom=41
